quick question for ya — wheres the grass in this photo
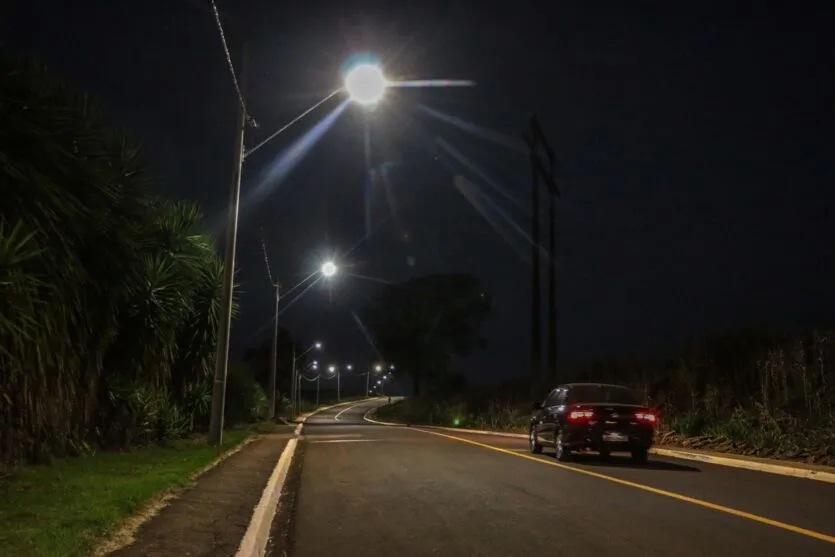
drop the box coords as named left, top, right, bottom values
left=0, top=428, right=252, bottom=557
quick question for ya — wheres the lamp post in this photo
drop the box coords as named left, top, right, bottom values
left=209, top=58, right=390, bottom=445
left=292, top=341, right=322, bottom=418
left=367, top=364, right=383, bottom=397
left=267, top=282, right=280, bottom=419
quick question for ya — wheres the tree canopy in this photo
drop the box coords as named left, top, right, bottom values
left=359, top=273, right=491, bottom=396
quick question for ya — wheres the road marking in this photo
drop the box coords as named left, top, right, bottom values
left=415, top=428, right=835, bottom=546
left=334, top=399, right=377, bottom=421
left=309, top=439, right=381, bottom=444
left=235, top=438, right=298, bottom=557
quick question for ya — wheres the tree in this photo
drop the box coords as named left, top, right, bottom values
left=359, top=273, right=491, bottom=396
left=243, top=325, right=300, bottom=400
left=0, top=52, right=231, bottom=461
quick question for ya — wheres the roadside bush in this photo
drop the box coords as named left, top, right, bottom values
left=224, top=363, right=268, bottom=425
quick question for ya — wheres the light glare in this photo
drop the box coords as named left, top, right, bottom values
left=321, top=261, right=338, bottom=277
left=345, top=64, right=387, bottom=106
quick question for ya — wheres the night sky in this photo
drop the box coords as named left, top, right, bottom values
left=7, top=1, right=835, bottom=385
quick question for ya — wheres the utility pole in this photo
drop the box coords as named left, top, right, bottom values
left=365, top=370, right=370, bottom=395
left=523, top=115, right=559, bottom=390
left=315, top=375, right=320, bottom=407
left=267, top=283, right=280, bottom=419
left=209, top=44, right=249, bottom=446
left=337, top=367, right=341, bottom=402
left=291, top=345, right=297, bottom=417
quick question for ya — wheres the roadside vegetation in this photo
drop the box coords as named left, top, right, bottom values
left=0, top=50, right=296, bottom=555
left=0, top=51, right=281, bottom=465
left=0, top=429, right=251, bottom=557
left=374, top=329, right=835, bottom=467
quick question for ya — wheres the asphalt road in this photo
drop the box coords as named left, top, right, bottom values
left=281, top=398, right=835, bottom=556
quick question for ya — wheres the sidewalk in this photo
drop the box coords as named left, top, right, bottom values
left=108, top=430, right=293, bottom=557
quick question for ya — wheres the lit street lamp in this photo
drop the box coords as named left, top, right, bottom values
left=291, top=341, right=322, bottom=417
left=321, top=260, right=338, bottom=278
left=344, top=64, right=387, bottom=106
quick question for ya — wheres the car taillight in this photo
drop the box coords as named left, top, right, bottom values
left=635, top=412, right=657, bottom=424
left=568, top=409, right=595, bottom=422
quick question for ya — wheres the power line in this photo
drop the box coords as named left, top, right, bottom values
left=208, top=0, right=256, bottom=127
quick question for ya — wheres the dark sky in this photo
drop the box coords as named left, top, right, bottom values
left=7, top=1, right=835, bottom=385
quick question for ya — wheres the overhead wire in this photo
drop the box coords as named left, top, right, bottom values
left=208, top=0, right=257, bottom=128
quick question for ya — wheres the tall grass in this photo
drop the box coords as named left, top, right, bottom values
left=380, top=330, right=835, bottom=464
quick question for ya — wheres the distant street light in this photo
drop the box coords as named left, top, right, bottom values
left=344, top=64, right=387, bottom=106
left=346, top=364, right=353, bottom=371
left=321, top=261, right=338, bottom=278
left=291, top=341, right=322, bottom=417
left=374, top=364, right=383, bottom=372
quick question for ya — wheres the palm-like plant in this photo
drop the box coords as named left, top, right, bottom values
left=0, top=52, right=232, bottom=461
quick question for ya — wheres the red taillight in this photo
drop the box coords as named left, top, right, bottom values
left=635, top=412, right=657, bottom=424
left=568, top=409, right=595, bottom=422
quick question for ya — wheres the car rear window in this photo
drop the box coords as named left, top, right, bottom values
left=568, top=385, right=638, bottom=405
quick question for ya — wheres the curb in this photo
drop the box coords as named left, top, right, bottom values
left=364, top=412, right=835, bottom=484
left=294, top=397, right=376, bottom=435
left=234, top=438, right=298, bottom=557
left=234, top=398, right=380, bottom=555
left=650, top=447, right=835, bottom=484
left=97, top=433, right=260, bottom=557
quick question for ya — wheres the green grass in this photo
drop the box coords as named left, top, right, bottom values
left=0, top=429, right=252, bottom=557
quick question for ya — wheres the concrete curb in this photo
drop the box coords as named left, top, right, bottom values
left=96, top=433, right=260, bottom=557
left=650, top=447, right=835, bottom=484
left=234, top=438, right=298, bottom=557
left=294, top=397, right=376, bottom=435
left=234, top=398, right=380, bottom=555
left=364, top=411, right=835, bottom=484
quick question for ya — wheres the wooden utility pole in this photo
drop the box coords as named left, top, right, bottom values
left=523, top=115, right=559, bottom=389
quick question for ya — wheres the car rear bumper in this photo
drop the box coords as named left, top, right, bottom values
left=564, top=425, right=653, bottom=451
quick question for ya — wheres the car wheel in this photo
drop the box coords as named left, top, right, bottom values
left=529, top=426, right=543, bottom=454
left=554, top=431, right=571, bottom=461
left=631, top=447, right=649, bottom=464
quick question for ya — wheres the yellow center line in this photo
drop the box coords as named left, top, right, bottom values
left=415, top=428, right=835, bottom=545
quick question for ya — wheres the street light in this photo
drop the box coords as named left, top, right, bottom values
left=344, top=64, right=387, bottom=106
left=321, top=261, right=338, bottom=278
left=346, top=364, right=353, bottom=371
left=374, top=364, right=382, bottom=372
left=291, top=341, right=322, bottom=418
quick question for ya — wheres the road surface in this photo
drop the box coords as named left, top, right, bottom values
left=277, top=398, right=835, bottom=556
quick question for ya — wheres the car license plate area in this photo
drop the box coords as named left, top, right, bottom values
left=602, top=431, right=627, bottom=443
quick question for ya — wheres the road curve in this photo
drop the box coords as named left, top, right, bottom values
left=279, top=399, right=835, bottom=556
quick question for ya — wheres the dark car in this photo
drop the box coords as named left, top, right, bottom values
left=529, top=383, right=657, bottom=463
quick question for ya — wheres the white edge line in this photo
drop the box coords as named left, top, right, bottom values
left=234, top=437, right=298, bottom=557
left=363, top=412, right=835, bottom=484
left=296, top=397, right=375, bottom=435
left=234, top=397, right=380, bottom=556
left=310, top=439, right=381, bottom=444
left=334, top=399, right=376, bottom=422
